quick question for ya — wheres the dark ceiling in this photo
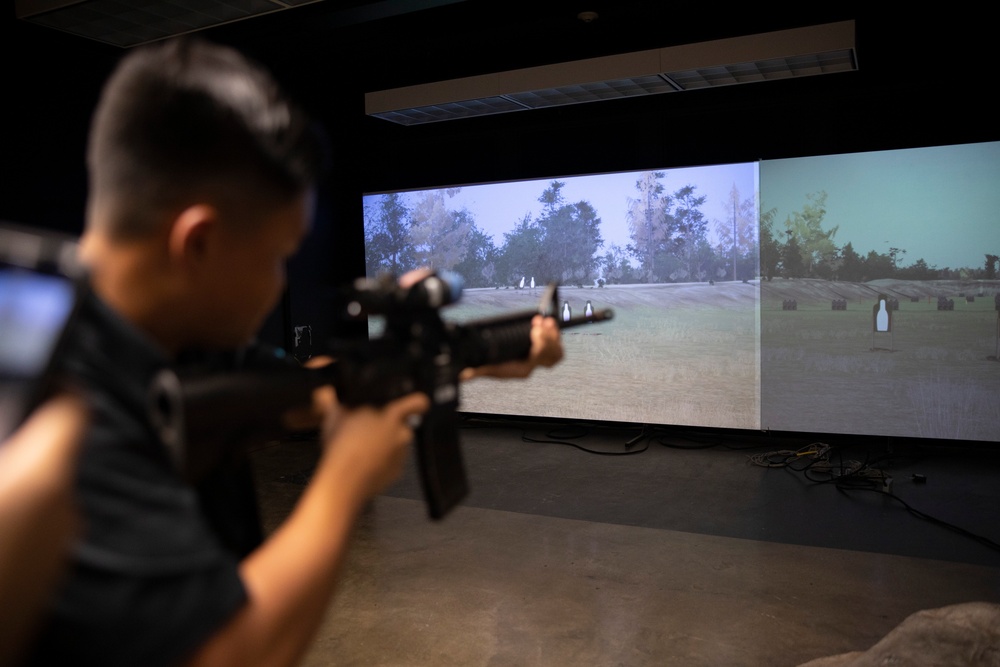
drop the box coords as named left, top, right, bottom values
left=6, top=2, right=993, bottom=130
left=3, top=1, right=997, bottom=337
left=203, top=1, right=863, bottom=96
left=3, top=2, right=997, bottom=227
left=7, top=2, right=982, bottom=98
left=197, top=2, right=994, bottom=160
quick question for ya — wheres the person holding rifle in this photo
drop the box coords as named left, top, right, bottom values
left=22, top=36, right=562, bottom=667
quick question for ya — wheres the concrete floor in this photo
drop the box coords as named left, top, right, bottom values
left=249, top=422, right=1000, bottom=667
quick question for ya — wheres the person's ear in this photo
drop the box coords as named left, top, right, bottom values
left=167, top=204, right=218, bottom=266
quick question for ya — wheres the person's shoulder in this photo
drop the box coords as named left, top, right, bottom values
left=63, top=290, right=166, bottom=386
left=60, top=291, right=174, bottom=467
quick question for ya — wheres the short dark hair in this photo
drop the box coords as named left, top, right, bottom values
left=87, top=37, right=323, bottom=237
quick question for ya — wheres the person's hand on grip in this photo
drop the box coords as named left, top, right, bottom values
left=319, top=391, right=430, bottom=501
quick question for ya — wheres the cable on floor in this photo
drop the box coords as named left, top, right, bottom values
left=520, top=425, right=649, bottom=456
left=834, top=483, right=1000, bottom=554
left=748, top=441, right=1000, bottom=555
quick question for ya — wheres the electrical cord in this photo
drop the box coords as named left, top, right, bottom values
left=460, top=413, right=651, bottom=455
left=520, top=425, right=649, bottom=456
left=516, top=422, right=768, bottom=456
left=745, top=442, right=832, bottom=468
left=463, top=416, right=1000, bottom=555
left=835, top=484, right=1000, bottom=554
left=749, top=441, right=1000, bottom=555
left=462, top=416, right=788, bottom=456
left=645, top=425, right=778, bottom=451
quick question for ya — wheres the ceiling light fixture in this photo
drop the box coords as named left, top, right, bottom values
left=366, top=20, right=857, bottom=126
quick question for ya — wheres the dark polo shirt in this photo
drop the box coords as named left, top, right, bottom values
left=25, top=292, right=255, bottom=667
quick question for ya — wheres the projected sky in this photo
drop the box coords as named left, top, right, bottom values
left=759, top=141, right=1000, bottom=271
left=371, top=161, right=757, bottom=256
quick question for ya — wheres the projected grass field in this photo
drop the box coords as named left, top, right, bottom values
left=759, top=279, right=1000, bottom=442
left=445, top=282, right=760, bottom=430
left=362, top=141, right=999, bottom=442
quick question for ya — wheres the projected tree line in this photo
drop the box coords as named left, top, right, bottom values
left=364, top=173, right=758, bottom=288
left=760, top=191, right=999, bottom=281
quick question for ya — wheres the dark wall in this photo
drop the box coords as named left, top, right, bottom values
left=3, top=5, right=997, bottom=354
left=1, top=16, right=120, bottom=235
left=347, top=18, right=997, bottom=195
left=247, top=6, right=999, bottom=354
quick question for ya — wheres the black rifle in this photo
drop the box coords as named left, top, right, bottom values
left=150, top=271, right=613, bottom=519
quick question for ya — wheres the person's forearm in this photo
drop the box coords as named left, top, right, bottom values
left=0, top=395, right=86, bottom=665
left=180, top=449, right=368, bottom=667
left=460, top=315, right=563, bottom=381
